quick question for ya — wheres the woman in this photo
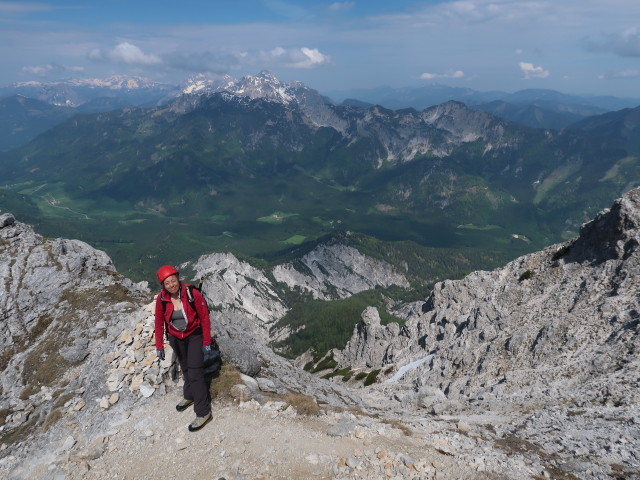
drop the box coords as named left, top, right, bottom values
left=154, top=265, right=212, bottom=432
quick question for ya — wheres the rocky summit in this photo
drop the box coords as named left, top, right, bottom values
left=1, top=190, right=640, bottom=479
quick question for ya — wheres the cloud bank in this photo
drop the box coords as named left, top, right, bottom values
left=421, top=70, right=465, bottom=80
left=87, top=42, right=331, bottom=74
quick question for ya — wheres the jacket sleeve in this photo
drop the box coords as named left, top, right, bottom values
left=154, top=293, right=166, bottom=350
left=193, top=289, right=212, bottom=346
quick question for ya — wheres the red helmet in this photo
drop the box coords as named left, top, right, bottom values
left=156, top=265, right=179, bottom=284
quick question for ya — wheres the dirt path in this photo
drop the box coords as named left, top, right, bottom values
left=43, top=392, right=494, bottom=480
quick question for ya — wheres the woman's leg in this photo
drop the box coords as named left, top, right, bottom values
left=168, top=336, right=192, bottom=401
left=185, top=333, right=211, bottom=417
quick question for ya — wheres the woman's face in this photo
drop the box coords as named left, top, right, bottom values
left=162, top=274, right=180, bottom=295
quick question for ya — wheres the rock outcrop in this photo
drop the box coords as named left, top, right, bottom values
left=0, top=215, right=149, bottom=447
left=185, top=241, right=410, bottom=343
left=272, top=243, right=410, bottom=300
left=332, top=188, right=640, bottom=478
left=338, top=188, right=640, bottom=409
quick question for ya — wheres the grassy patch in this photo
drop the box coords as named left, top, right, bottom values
left=284, top=234, right=306, bottom=245
left=257, top=211, right=299, bottom=224
left=533, top=160, right=583, bottom=205
left=456, top=224, right=502, bottom=231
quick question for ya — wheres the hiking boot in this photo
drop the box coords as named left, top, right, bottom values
left=188, top=412, right=212, bottom=432
left=175, top=399, right=194, bottom=412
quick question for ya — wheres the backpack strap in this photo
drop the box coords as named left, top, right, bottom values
left=186, top=284, right=196, bottom=308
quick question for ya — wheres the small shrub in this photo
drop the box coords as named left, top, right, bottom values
left=342, top=370, right=354, bottom=381
left=322, top=366, right=351, bottom=379
left=311, top=353, right=338, bottom=373
left=364, top=369, right=381, bottom=386
left=354, top=372, right=367, bottom=381
left=303, top=361, right=314, bottom=372
left=518, top=270, right=532, bottom=282
left=552, top=245, right=571, bottom=260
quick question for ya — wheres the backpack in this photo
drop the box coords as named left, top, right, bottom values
left=184, top=278, right=204, bottom=308
left=185, top=279, right=222, bottom=376
left=203, top=339, right=222, bottom=377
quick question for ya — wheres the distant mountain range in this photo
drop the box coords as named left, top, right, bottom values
left=2, top=71, right=640, bottom=281
left=2, top=73, right=640, bottom=152
left=329, top=84, right=639, bottom=114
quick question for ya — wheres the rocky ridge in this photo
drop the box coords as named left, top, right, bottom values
left=2, top=189, right=640, bottom=479
left=330, top=187, right=640, bottom=478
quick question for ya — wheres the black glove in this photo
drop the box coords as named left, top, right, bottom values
left=157, top=349, right=165, bottom=361
left=202, top=345, right=211, bottom=354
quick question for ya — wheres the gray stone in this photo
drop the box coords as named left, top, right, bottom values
left=0, top=213, right=15, bottom=228
left=327, top=422, right=356, bottom=437
left=218, top=337, right=262, bottom=377
left=139, top=382, right=155, bottom=398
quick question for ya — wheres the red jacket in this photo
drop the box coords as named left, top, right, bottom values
left=155, top=283, right=212, bottom=350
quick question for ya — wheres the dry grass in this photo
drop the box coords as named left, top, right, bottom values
left=381, top=418, right=413, bottom=436
left=282, top=392, right=321, bottom=416
left=210, top=363, right=243, bottom=403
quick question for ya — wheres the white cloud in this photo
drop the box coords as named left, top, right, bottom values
left=256, top=46, right=331, bottom=69
left=328, top=2, right=355, bottom=12
left=89, top=42, right=162, bottom=66
left=421, top=70, right=465, bottom=80
left=293, top=47, right=332, bottom=68
left=519, top=62, right=549, bottom=79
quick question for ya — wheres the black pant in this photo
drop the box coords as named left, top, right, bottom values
left=169, top=332, right=211, bottom=417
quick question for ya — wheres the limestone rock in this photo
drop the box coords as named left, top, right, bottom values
left=338, top=187, right=640, bottom=412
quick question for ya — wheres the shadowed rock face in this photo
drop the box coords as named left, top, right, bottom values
left=337, top=187, right=640, bottom=411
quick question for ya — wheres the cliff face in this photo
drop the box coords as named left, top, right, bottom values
left=337, top=188, right=640, bottom=412
left=0, top=213, right=149, bottom=441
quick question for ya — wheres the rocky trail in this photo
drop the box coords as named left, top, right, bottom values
left=13, top=383, right=520, bottom=480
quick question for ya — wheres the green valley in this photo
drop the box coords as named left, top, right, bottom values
left=1, top=91, right=639, bottom=289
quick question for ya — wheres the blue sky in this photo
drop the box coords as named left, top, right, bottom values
left=2, top=0, right=640, bottom=97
